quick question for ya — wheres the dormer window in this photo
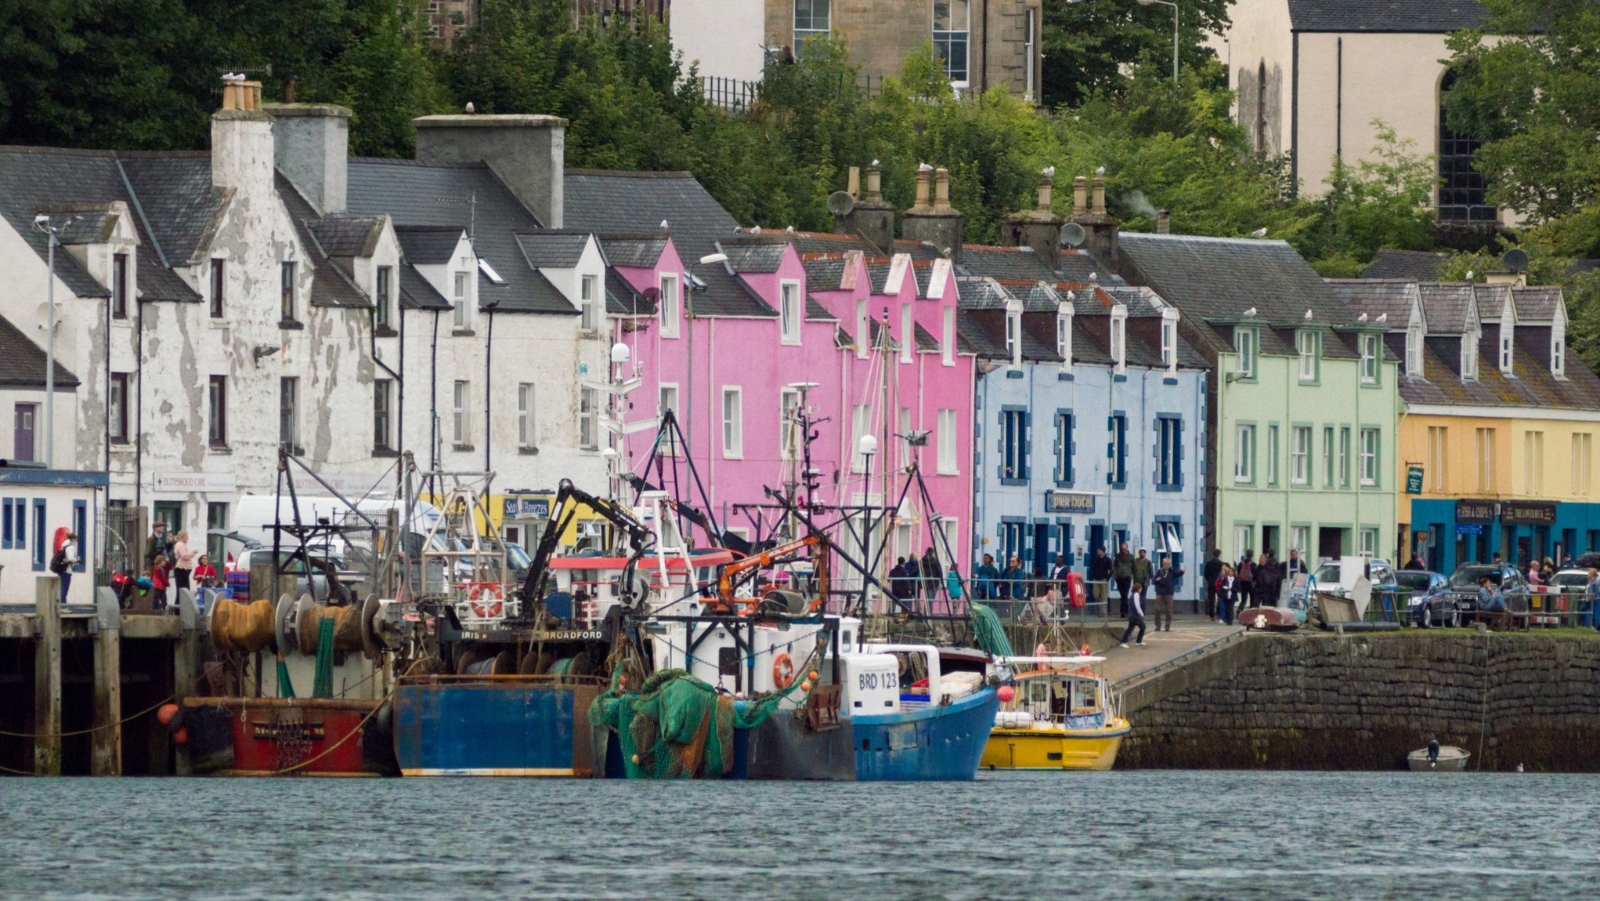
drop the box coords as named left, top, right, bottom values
left=1499, top=331, right=1513, bottom=374
left=1161, top=311, right=1178, bottom=374
left=1553, top=331, right=1566, bottom=379
left=1234, top=326, right=1257, bottom=379
left=900, top=303, right=913, bottom=364
left=112, top=253, right=129, bottom=320
left=1110, top=305, right=1127, bottom=374
left=453, top=266, right=472, bottom=330
left=375, top=265, right=393, bottom=331
left=1056, top=301, right=1073, bottom=374
left=658, top=272, right=680, bottom=338
left=1005, top=299, right=1022, bottom=368
left=1406, top=323, right=1423, bottom=377
left=855, top=299, right=869, bottom=358
left=1462, top=328, right=1480, bottom=381
left=1297, top=329, right=1319, bottom=382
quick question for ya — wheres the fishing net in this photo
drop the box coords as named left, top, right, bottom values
left=969, top=603, right=1015, bottom=657
left=590, top=668, right=792, bottom=779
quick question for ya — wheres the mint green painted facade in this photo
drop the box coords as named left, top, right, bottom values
left=1215, top=333, right=1399, bottom=565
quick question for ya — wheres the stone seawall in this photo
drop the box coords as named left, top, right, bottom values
left=1119, top=632, right=1600, bottom=772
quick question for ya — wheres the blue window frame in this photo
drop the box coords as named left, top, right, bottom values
left=31, top=498, right=45, bottom=571
left=1056, top=522, right=1075, bottom=569
left=999, top=518, right=1027, bottom=567
left=1053, top=410, right=1075, bottom=486
left=1000, top=407, right=1030, bottom=485
left=12, top=499, right=25, bottom=552
left=1107, top=413, right=1128, bottom=488
left=73, top=500, right=87, bottom=573
left=1156, top=414, right=1184, bottom=491
left=1155, top=518, right=1185, bottom=591
left=2, top=498, right=11, bottom=549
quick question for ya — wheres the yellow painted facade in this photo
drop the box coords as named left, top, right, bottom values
left=1397, top=413, right=1600, bottom=520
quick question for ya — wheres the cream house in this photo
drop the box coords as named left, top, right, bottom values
left=1213, top=0, right=1495, bottom=226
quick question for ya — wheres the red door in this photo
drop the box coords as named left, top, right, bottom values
left=13, top=403, right=36, bottom=462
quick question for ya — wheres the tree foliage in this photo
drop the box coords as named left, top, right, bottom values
left=1040, top=0, right=1233, bottom=108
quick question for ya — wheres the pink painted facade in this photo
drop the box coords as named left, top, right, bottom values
left=607, top=236, right=976, bottom=585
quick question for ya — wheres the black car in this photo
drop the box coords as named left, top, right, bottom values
left=1446, top=564, right=1530, bottom=615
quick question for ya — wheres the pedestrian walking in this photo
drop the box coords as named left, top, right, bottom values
left=1202, top=549, right=1223, bottom=620
left=49, top=531, right=79, bottom=603
left=1215, top=564, right=1238, bottom=625
left=146, top=520, right=173, bottom=568
left=1151, top=555, right=1184, bottom=632
left=1113, top=542, right=1134, bottom=617
left=150, top=554, right=172, bottom=613
left=194, top=554, right=219, bottom=588
left=903, top=554, right=921, bottom=611
left=1256, top=548, right=1282, bottom=607
left=920, top=547, right=942, bottom=602
left=1237, top=550, right=1256, bottom=609
left=172, top=530, right=198, bottom=592
left=889, top=557, right=909, bottom=602
left=1089, top=546, right=1114, bottom=616
left=1119, top=580, right=1147, bottom=647
left=1285, top=548, right=1308, bottom=579
left=974, top=553, right=1000, bottom=600
left=1132, top=547, right=1153, bottom=599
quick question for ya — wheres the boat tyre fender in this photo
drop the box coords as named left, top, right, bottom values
left=773, top=653, right=795, bottom=689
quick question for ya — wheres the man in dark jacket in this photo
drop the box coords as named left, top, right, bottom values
left=1113, top=542, right=1135, bottom=617
left=889, top=558, right=908, bottom=603
left=1202, top=549, right=1224, bottom=621
left=1151, top=555, right=1185, bottom=631
left=903, top=555, right=921, bottom=610
left=920, top=547, right=942, bottom=602
left=974, top=553, right=1001, bottom=600
left=1089, top=547, right=1114, bottom=616
left=1132, top=548, right=1154, bottom=596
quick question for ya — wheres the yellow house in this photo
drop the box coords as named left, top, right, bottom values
left=1331, top=278, right=1600, bottom=572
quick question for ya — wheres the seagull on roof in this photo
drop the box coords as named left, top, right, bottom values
left=1377, top=313, right=1388, bottom=323
left=786, top=225, right=795, bottom=234
left=1243, top=307, right=1258, bottom=318
left=660, top=219, right=669, bottom=230
left=1089, top=272, right=1098, bottom=283
left=464, top=101, right=475, bottom=114
left=1304, top=309, right=1314, bottom=321
left=1358, top=312, right=1369, bottom=323
left=1250, top=227, right=1269, bottom=238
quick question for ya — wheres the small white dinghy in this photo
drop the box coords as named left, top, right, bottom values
left=1408, top=745, right=1470, bottom=771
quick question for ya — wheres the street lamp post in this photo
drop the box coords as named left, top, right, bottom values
left=1137, top=0, right=1181, bottom=85
left=857, top=433, right=878, bottom=615
left=686, top=253, right=728, bottom=457
left=32, top=214, right=74, bottom=469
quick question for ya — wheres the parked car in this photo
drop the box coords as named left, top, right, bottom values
left=1311, top=557, right=1402, bottom=619
left=231, top=546, right=359, bottom=604
left=1445, top=563, right=1530, bottom=617
left=1395, top=570, right=1452, bottom=627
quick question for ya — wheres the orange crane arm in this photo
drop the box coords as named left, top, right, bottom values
left=717, top=534, right=824, bottom=604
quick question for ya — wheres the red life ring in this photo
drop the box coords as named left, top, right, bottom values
left=772, top=653, right=795, bottom=689
left=468, top=582, right=505, bottom=619
left=1067, top=572, right=1086, bottom=608
left=1080, top=643, right=1093, bottom=657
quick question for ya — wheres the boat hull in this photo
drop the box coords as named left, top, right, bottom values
left=852, top=689, right=1001, bottom=782
left=1407, top=747, right=1470, bottom=771
left=182, top=697, right=397, bottom=777
left=981, top=719, right=1130, bottom=771
left=394, top=676, right=603, bottom=776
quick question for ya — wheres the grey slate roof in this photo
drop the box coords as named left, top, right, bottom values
left=806, top=295, right=836, bottom=321
left=1513, top=285, right=1561, bottom=322
left=1058, top=248, right=1121, bottom=284
left=723, top=242, right=788, bottom=274
left=566, top=170, right=769, bottom=317
left=1416, top=283, right=1475, bottom=333
left=1117, top=233, right=1354, bottom=351
left=394, top=226, right=464, bottom=265
left=515, top=232, right=589, bottom=269
left=605, top=268, right=655, bottom=316
left=1287, top=0, right=1487, bottom=32
left=0, top=315, right=79, bottom=389
left=1361, top=248, right=1449, bottom=280
left=307, top=216, right=382, bottom=258
left=802, top=257, right=851, bottom=292
left=958, top=245, right=1058, bottom=281
left=400, top=262, right=451, bottom=312
left=0, top=147, right=207, bottom=303
left=348, top=158, right=574, bottom=315
left=276, top=173, right=370, bottom=309
left=600, top=236, right=668, bottom=268
left=954, top=276, right=1010, bottom=311
left=1401, top=339, right=1600, bottom=412
left=1327, top=278, right=1420, bottom=327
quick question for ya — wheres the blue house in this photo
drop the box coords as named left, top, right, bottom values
left=959, top=271, right=1208, bottom=603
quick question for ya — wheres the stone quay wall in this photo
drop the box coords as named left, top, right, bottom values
left=1119, top=633, right=1600, bottom=772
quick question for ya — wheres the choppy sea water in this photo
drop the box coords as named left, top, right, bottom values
left=2, top=771, right=1596, bottom=900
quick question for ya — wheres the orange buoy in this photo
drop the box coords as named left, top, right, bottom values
left=156, top=703, right=180, bottom=726
left=800, top=680, right=813, bottom=692
left=808, top=670, right=820, bottom=681
left=172, top=726, right=189, bottom=745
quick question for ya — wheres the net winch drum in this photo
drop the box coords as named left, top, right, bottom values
left=360, top=593, right=383, bottom=661
left=274, top=592, right=311, bottom=656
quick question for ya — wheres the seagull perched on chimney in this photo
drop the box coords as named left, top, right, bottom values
left=1042, top=166, right=1056, bottom=178
left=871, top=159, right=880, bottom=167
left=1304, top=309, right=1314, bottom=321
left=464, top=101, right=475, bottom=114
left=1250, top=227, right=1269, bottom=238
left=1243, top=307, right=1258, bottom=318
left=1377, top=313, right=1388, bottom=323
left=1358, top=312, right=1369, bottom=323
left=919, top=162, right=933, bottom=172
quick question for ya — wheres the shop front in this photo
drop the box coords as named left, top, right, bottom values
left=1409, top=498, right=1600, bottom=574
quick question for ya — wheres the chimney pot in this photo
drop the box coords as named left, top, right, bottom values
left=1072, top=176, right=1088, bottom=215
left=1037, top=176, right=1053, bottom=212
left=865, top=163, right=882, bottom=203
left=912, top=166, right=932, bottom=210
left=848, top=166, right=861, bottom=200
left=1156, top=209, right=1171, bottom=234
left=933, top=167, right=952, bottom=211
left=1091, top=176, right=1107, bottom=216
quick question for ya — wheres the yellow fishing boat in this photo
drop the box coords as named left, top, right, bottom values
left=981, top=657, right=1130, bottom=771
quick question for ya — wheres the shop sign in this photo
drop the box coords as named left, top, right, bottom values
left=504, top=497, right=551, bottom=519
left=1405, top=466, right=1424, bottom=495
left=153, top=472, right=236, bottom=493
left=1502, top=501, right=1556, bottom=525
left=1456, top=523, right=1483, bottom=535
left=1455, top=500, right=1496, bottom=524
left=1044, top=491, right=1095, bottom=514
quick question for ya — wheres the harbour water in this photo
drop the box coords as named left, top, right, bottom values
left=2, top=771, right=1595, bottom=900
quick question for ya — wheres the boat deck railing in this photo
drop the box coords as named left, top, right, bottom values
left=397, top=673, right=608, bottom=687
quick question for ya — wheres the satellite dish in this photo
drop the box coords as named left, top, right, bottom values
left=1502, top=248, right=1529, bottom=273
left=827, top=190, right=856, bottom=217
left=1061, top=222, right=1087, bottom=247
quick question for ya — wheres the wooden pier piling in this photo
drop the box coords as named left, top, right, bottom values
left=32, top=577, right=61, bottom=776
left=91, top=587, right=122, bottom=776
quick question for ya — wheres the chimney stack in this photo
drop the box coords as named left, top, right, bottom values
left=1156, top=209, right=1171, bottom=234
left=413, top=114, right=568, bottom=228
left=263, top=102, right=352, bottom=216
left=1072, top=176, right=1088, bottom=216
left=837, top=161, right=895, bottom=254
left=1069, top=172, right=1120, bottom=267
left=847, top=166, right=861, bottom=199
left=1001, top=169, right=1064, bottom=271
left=212, top=76, right=273, bottom=196
left=902, top=164, right=964, bottom=263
